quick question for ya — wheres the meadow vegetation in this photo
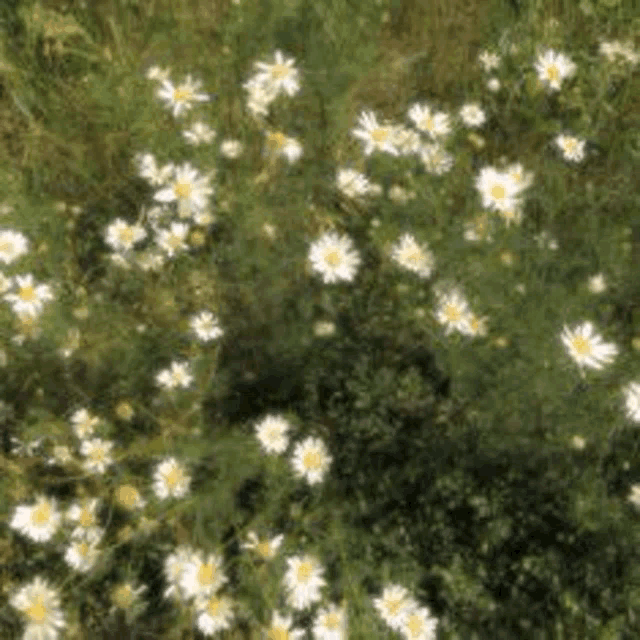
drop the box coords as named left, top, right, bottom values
left=1, top=0, right=640, bottom=638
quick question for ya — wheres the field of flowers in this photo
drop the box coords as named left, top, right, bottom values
left=1, top=0, right=639, bottom=638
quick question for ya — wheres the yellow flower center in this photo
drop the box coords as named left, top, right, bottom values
left=303, top=450, right=323, bottom=470
left=371, top=127, right=389, bottom=143
left=547, top=64, right=559, bottom=82
left=78, top=541, right=90, bottom=557
left=173, top=181, right=192, bottom=199
left=325, top=613, right=341, bottom=629
left=165, top=466, right=184, bottom=489
left=26, top=597, right=48, bottom=624
left=387, top=598, right=404, bottom=615
left=79, top=506, right=95, bottom=528
left=31, top=502, right=51, bottom=526
left=271, top=63, right=289, bottom=79
left=168, top=234, right=183, bottom=250
left=0, top=241, right=12, bottom=252
left=406, top=614, right=423, bottom=637
left=207, top=596, right=222, bottom=615
left=323, top=250, right=342, bottom=267
left=257, top=541, right=272, bottom=559
left=198, top=561, right=217, bottom=586
left=116, top=485, right=141, bottom=509
left=564, top=139, right=577, bottom=152
left=403, top=249, right=422, bottom=264
left=421, top=115, right=434, bottom=131
left=490, top=184, right=505, bottom=200
left=445, top=305, right=461, bottom=322
left=266, top=132, right=287, bottom=152
left=173, top=87, right=193, bottom=103
left=118, top=228, right=134, bottom=245
left=112, top=584, right=134, bottom=609
left=475, top=215, right=488, bottom=235
left=571, top=336, right=592, bottom=355
left=89, top=446, right=106, bottom=463
left=268, top=626, right=289, bottom=640
left=297, top=561, right=313, bottom=581
left=19, top=285, right=37, bottom=302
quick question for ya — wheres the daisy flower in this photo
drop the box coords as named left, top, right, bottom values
left=152, top=457, right=191, bottom=500
left=496, top=202, right=524, bottom=227
left=163, top=545, right=200, bottom=601
left=154, top=162, right=214, bottom=216
left=628, top=484, right=640, bottom=508
left=0, top=229, right=29, bottom=264
left=587, top=273, right=607, bottom=294
left=252, top=49, right=300, bottom=97
left=155, top=360, right=194, bottom=390
left=114, top=484, right=147, bottom=511
left=291, top=436, right=332, bottom=485
left=10, top=494, right=62, bottom=543
left=156, top=74, right=210, bottom=117
left=390, top=233, right=435, bottom=278
left=351, top=109, right=400, bottom=157
left=64, top=536, right=101, bottom=573
left=486, top=77, right=501, bottom=92
left=263, top=130, right=303, bottom=164
left=419, top=142, right=454, bottom=175
left=110, top=581, right=147, bottom=614
left=10, top=576, right=66, bottom=640
left=623, top=381, right=640, bottom=423
left=598, top=40, right=639, bottom=66
left=392, top=126, right=422, bottom=156
left=80, top=438, right=114, bottom=475
left=69, top=408, right=100, bottom=440
left=195, top=593, right=235, bottom=637
left=266, top=611, right=306, bottom=640
left=560, top=321, right=618, bottom=373
left=243, top=75, right=279, bottom=117
left=179, top=550, right=228, bottom=601
left=308, top=231, right=361, bottom=284
left=478, top=50, right=501, bottom=72
left=283, top=554, right=327, bottom=610
left=534, top=48, right=576, bottom=92
left=183, top=121, right=216, bottom=145
left=47, top=445, right=74, bottom=467
left=373, top=583, right=416, bottom=632
left=400, top=604, right=439, bottom=640
left=434, top=288, right=473, bottom=336
left=474, top=166, right=521, bottom=213
left=255, top=414, right=291, bottom=455
left=408, top=103, right=451, bottom=139
left=463, top=212, right=494, bottom=243
left=134, top=153, right=174, bottom=187
left=146, top=65, right=171, bottom=82
left=555, top=133, right=586, bottom=163
left=459, top=103, right=486, bottom=128
left=136, top=249, right=166, bottom=272
left=241, top=531, right=285, bottom=560
left=219, top=139, right=244, bottom=159
left=460, top=312, right=489, bottom=338
left=66, top=498, right=101, bottom=533
left=104, top=218, right=147, bottom=253
left=505, top=162, right=534, bottom=192
left=336, top=168, right=373, bottom=199
left=313, top=602, right=348, bottom=640
left=4, top=273, right=54, bottom=318
left=190, top=311, right=224, bottom=342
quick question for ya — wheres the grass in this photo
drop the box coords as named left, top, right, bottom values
left=1, top=0, right=640, bottom=638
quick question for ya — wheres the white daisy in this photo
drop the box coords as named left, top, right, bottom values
left=10, top=576, right=66, bottom=640
left=392, top=126, right=422, bottom=156
left=255, top=414, right=291, bottom=455
left=153, top=162, right=214, bottom=216
left=390, top=233, right=435, bottom=278
left=266, top=611, right=306, bottom=640
left=459, top=312, right=489, bottom=338
left=419, top=142, right=454, bottom=175
left=114, top=484, right=147, bottom=511
left=219, top=139, right=244, bottom=159
left=283, top=554, right=327, bottom=610
left=336, top=168, right=373, bottom=199
left=66, top=498, right=100, bottom=532
left=253, top=49, right=300, bottom=97
left=110, top=581, right=147, bottom=613
left=152, top=457, right=191, bottom=500
left=163, top=545, right=200, bottom=601
left=10, top=495, right=62, bottom=543
left=313, top=602, right=348, bottom=640
left=388, top=185, right=416, bottom=205
left=497, top=202, right=524, bottom=228
left=434, top=288, right=473, bottom=336
left=373, top=584, right=416, bottom=632
left=134, top=153, right=174, bottom=187
left=555, top=133, right=586, bottom=163
left=534, top=48, right=576, bottom=92
left=587, top=273, right=607, bottom=294
left=474, top=166, right=521, bottom=213
left=64, top=536, right=101, bottom=573
left=478, top=50, right=501, bottom=72
left=183, top=121, right=216, bottom=145
left=290, top=436, right=332, bottom=485
left=195, top=593, right=235, bottom=637
left=459, top=103, right=486, bottom=128
left=179, top=550, right=228, bottom=601
left=623, top=381, right=640, bottom=423
left=408, top=103, right=451, bottom=139
left=47, top=445, right=74, bottom=467
left=351, top=110, right=400, bottom=157
left=560, top=321, right=618, bottom=373
left=155, top=221, right=191, bottom=256
left=240, top=531, right=285, bottom=560
left=0, top=229, right=29, bottom=264
left=80, top=438, right=114, bottom=475
left=190, top=311, right=224, bottom=342
left=486, top=77, right=501, bottom=92
left=69, top=408, right=100, bottom=440
left=263, top=130, right=303, bottom=164
left=4, top=273, right=54, bottom=318
left=308, top=231, right=361, bottom=284
left=243, top=75, right=279, bottom=117
left=104, top=218, right=147, bottom=253
left=155, top=360, right=194, bottom=390
left=146, top=65, right=171, bottom=82
left=136, top=249, right=166, bottom=272
left=156, top=74, right=210, bottom=117
left=628, top=484, right=640, bottom=508
left=400, top=604, right=439, bottom=640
